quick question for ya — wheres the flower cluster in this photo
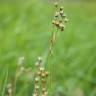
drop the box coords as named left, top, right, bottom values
left=52, top=2, right=68, bottom=31
left=33, top=57, right=49, bottom=96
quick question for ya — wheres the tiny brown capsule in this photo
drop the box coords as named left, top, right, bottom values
left=55, top=21, right=60, bottom=27
left=41, top=73, right=46, bottom=78
left=42, top=79, right=46, bottom=84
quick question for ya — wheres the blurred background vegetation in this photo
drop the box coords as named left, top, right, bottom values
left=0, top=0, right=96, bottom=96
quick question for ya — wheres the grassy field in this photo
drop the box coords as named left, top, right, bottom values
left=0, top=0, right=96, bottom=96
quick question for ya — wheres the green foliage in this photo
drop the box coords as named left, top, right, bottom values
left=0, top=0, right=96, bottom=96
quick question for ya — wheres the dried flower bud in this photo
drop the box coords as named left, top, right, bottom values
left=37, top=56, right=42, bottom=64
left=42, top=88, right=46, bottom=93
left=41, top=73, right=46, bottom=78
left=40, top=67, right=45, bottom=72
left=8, top=88, right=12, bottom=94
left=60, top=10, right=64, bottom=16
left=65, top=18, right=68, bottom=23
left=33, top=93, right=38, bottom=96
left=35, top=85, right=39, bottom=90
left=60, top=6, right=63, bottom=10
left=52, top=20, right=55, bottom=25
left=55, top=21, right=60, bottom=27
left=55, top=12, right=59, bottom=17
left=35, top=77, right=39, bottom=83
left=42, top=79, right=46, bottom=84
left=45, top=72, right=49, bottom=77
left=59, top=24, right=65, bottom=31
left=54, top=2, right=58, bottom=7
left=35, top=62, right=40, bottom=67
left=37, top=71, right=42, bottom=77
left=62, top=14, right=66, bottom=18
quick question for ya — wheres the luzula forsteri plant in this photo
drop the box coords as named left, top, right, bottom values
left=33, top=2, right=68, bottom=96
left=5, top=2, right=68, bottom=96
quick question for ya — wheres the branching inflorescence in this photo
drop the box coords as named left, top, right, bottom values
left=33, top=2, right=68, bottom=96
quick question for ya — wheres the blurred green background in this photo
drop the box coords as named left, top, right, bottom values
left=0, top=0, right=96, bottom=96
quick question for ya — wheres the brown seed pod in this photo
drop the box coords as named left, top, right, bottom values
left=55, top=21, right=60, bottom=27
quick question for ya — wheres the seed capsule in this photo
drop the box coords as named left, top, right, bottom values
left=42, top=88, right=46, bottom=93
left=35, top=77, right=39, bottom=83
left=42, top=79, right=46, bottom=84
left=35, top=85, right=39, bottom=90
left=55, top=21, right=60, bottom=27
left=60, top=10, right=64, bottom=16
left=59, top=24, right=65, bottom=31
left=55, top=12, right=59, bottom=17
left=62, top=14, right=66, bottom=18
left=37, top=56, right=42, bottom=64
left=41, top=73, right=46, bottom=78
left=45, top=71, right=49, bottom=77
left=52, top=20, right=55, bottom=25
left=37, top=71, right=41, bottom=76
left=40, top=67, right=45, bottom=72
left=60, top=6, right=63, bottom=10
left=65, top=18, right=68, bottom=23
